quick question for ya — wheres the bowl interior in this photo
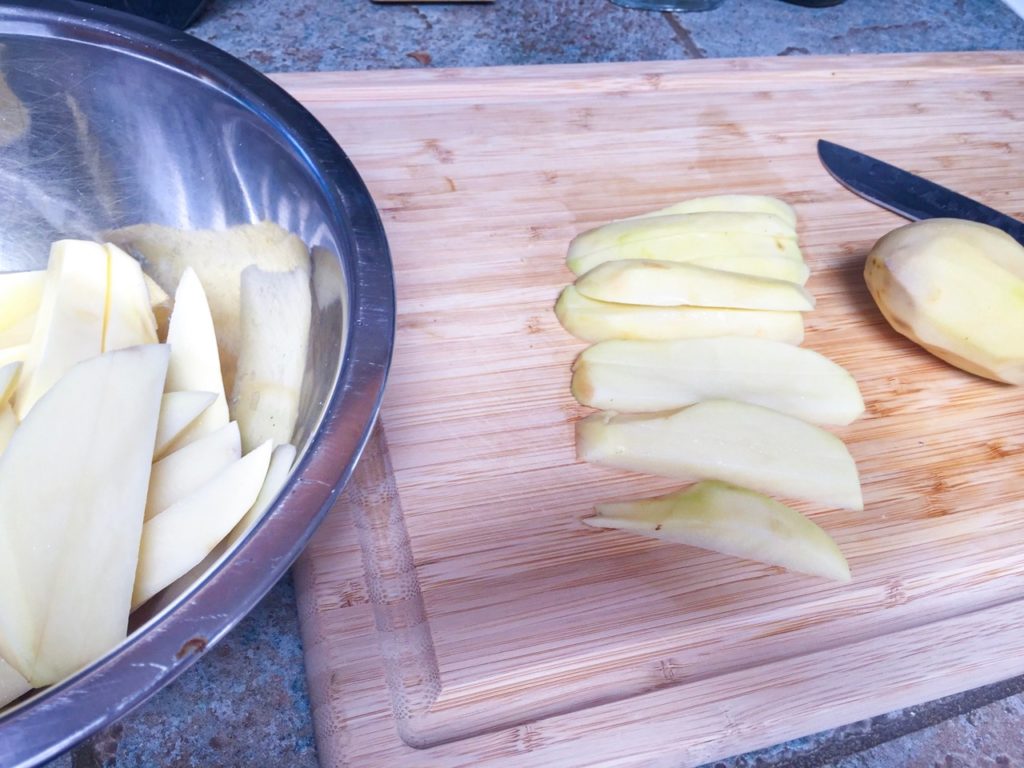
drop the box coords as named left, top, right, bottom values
left=0, top=4, right=392, bottom=764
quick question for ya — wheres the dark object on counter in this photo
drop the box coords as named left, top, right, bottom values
left=85, top=0, right=208, bottom=29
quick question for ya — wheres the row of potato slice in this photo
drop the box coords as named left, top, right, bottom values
left=556, top=195, right=865, bottom=583
left=0, top=223, right=311, bottom=706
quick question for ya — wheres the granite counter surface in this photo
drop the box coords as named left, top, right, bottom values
left=47, top=1, right=1024, bottom=766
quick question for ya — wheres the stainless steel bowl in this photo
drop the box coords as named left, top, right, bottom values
left=0, top=2, right=394, bottom=765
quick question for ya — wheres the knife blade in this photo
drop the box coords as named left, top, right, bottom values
left=817, top=139, right=1024, bottom=246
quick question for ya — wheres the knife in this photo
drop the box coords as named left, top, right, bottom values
left=817, top=139, right=1024, bottom=246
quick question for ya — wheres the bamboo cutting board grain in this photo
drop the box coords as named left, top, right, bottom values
left=278, top=53, right=1024, bottom=767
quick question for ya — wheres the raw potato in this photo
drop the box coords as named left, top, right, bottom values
left=574, top=259, right=815, bottom=311
left=14, top=240, right=107, bottom=419
left=0, top=270, right=44, bottom=336
left=0, top=361, right=20, bottom=406
left=585, top=480, right=850, bottom=582
left=132, top=440, right=273, bottom=609
left=230, top=442, right=297, bottom=542
left=153, top=391, right=217, bottom=460
left=555, top=285, right=804, bottom=344
left=568, top=230, right=806, bottom=279
left=103, top=243, right=159, bottom=352
left=0, top=403, right=16, bottom=456
left=231, top=267, right=311, bottom=451
left=107, top=221, right=311, bottom=391
left=0, top=657, right=29, bottom=709
left=0, top=345, right=168, bottom=685
left=632, top=195, right=798, bottom=229
left=572, top=337, right=864, bottom=425
left=145, top=421, right=242, bottom=521
left=576, top=399, right=863, bottom=511
left=865, top=218, right=1024, bottom=385
left=165, top=268, right=229, bottom=444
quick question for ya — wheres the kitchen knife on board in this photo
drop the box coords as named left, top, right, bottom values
left=817, top=139, right=1024, bottom=246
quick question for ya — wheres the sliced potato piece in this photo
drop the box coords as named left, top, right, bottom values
left=132, top=440, right=273, bottom=609
left=0, top=403, right=16, bottom=457
left=165, top=268, right=229, bottom=445
left=576, top=399, right=863, bottom=511
left=0, top=658, right=29, bottom=709
left=0, top=345, right=168, bottom=685
left=154, top=391, right=217, bottom=460
left=570, top=232, right=807, bottom=279
left=632, top=195, right=797, bottom=228
left=584, top=480, right=850, bottom=582
left=14, top=240, right=107, bottom=419
left=568, top=212, right=799, bottom=276
left=574, top=259, right=815, bottom=311
left=104, top=243, right=158, bottom=352
left=231, top=267, right=311, bottom=452
left=0, top=314, right=37, bottom=348
left=107, top=221, right=311, bottom=391
left=230, top=442, right=296, bottom=542
left=143, top=271, right=172, bottom=340
left=555, top=286, right=804, bottom=344
left=572, top=337, right=864, bottom=425
left=0, top=361, right=20, bottom=407
left=146, top=422, right=242, bottom=521
left=0, top=270, right=44, bottom=335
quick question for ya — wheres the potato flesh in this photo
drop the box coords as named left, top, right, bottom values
left=865, top=219, right=1024, bottom=384
left=632, top=195, right=798, bottom=228
left=153, top=390, right=217, bottom=460
left=556, top=285, right=804, bottom=344
left=14, top=240, right=106, bottom=419
left=229, top=442, right=297, bottom=543
left=0, top=346, right=168, bottom=685
left=165, top=268, right=229, bottom=444
left=145, top=421, right=241, bottom=521
left=0, top=658, right=29, bottom=709
left=103, top=244, right=159, bottom=352
left=576, top=399, right=863, bottom=511
left=107, top=221, right=311, bottom=392
left=585, top=480, right=850, bottom=581
left=0, top=270, right=44, bottom=336
left=231, top=267, right=311, bottom=452
left=0, top=403, right=16, bottom=456
left=574, top=259, right=814, bottom=311
left=133, top=440, right=273, bottom=609
left=572, top=337, right=864, bottom=425
left=568, top=228, right=805, bottom=279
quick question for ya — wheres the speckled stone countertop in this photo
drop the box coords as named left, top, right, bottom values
left=45, top=1, right=1024, bottom=766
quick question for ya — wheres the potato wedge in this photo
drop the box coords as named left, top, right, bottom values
left=0, top=345, right=168, bottom=685
left=585, top=480, right=850, bottom=581
left=555, top=286, right=804, bottom=344
left=108, top=221, right=311, bottom=391
left=231, top=267, right=311, bottom=451
left=572, top=337, right=863, bottom=425
left=576, top=399, right=863, bottom=511
left=133, top=440, right=272, bottom=609
left=631, top=195, right=797, bottom=229
left=574, top=259, right=815, bottom=311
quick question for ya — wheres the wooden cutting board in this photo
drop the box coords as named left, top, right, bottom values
left=278, top=52, right=1024, bottom=767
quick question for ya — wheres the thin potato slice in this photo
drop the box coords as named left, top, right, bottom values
left=555, top=285, right=804, bottom=344
left=585, top=480, right=850, bottom=582
left=576, top=399, right=863, bottom=511
left=572, top=337, right=864, bottom=425
left=574, top=259, right=815, bottom=311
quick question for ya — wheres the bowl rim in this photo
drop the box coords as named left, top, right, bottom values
left=0, top=1, right=395, bottom=764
